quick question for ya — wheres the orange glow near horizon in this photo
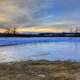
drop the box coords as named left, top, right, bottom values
left=0, top=28, right=7, bottom=33
left=16, top=27, right=67, bottom=33
left=0, top=27, right=68, bottom=33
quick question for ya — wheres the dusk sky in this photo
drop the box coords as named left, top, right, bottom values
left=0, top=0, right=80, bottom=32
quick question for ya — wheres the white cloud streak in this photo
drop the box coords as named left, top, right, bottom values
left=0, top=0, right=80, bottom=28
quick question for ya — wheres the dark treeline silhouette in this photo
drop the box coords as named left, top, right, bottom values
left=0, top=32, right=80, bottom=37
left=0, top=27, right=80, bottom=37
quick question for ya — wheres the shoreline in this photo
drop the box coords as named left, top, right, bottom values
left=0, top=60, right=80, bottom=80
left=0, top=37, right=79, bottom=46
left=0, top=32, right=80, bottom=37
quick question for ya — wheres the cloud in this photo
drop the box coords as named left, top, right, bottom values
left=0, top=0, right=54, bottom=27
left=0, top=0, right=80, bottom=28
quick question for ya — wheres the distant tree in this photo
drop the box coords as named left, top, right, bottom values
left=6, top=28, right=10, bottom=34
left=12, top=28, right=16, bottom=34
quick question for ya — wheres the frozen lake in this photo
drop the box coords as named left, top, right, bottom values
left=0, top=37, right=80, bottom=62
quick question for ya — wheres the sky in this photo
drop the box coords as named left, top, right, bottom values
left=0, top=0, right=80, bottom=32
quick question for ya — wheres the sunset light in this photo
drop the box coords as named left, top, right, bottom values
left=16, top=27, right=67, bottom=33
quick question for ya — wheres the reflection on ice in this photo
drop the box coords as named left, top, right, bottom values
left=0, top=39, right=80, bottom=62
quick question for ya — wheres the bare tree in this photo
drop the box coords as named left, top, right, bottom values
left=12, top=28, right=16, bottom=34
left=5, top=28, right=10, bottom=34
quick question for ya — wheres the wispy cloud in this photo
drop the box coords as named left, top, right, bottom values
left=0, top=0, right=80, bottom=28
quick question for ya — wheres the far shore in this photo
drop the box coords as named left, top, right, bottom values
left=0, top=32, right=80, bottom=37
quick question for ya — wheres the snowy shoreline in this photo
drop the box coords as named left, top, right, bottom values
left=0, top=37, right=80, bottom=46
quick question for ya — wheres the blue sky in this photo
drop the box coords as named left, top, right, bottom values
left=0, top=0, right=80, bottom=28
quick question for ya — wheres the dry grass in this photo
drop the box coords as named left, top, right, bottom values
left=0, top=60, right=80, bottom=80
